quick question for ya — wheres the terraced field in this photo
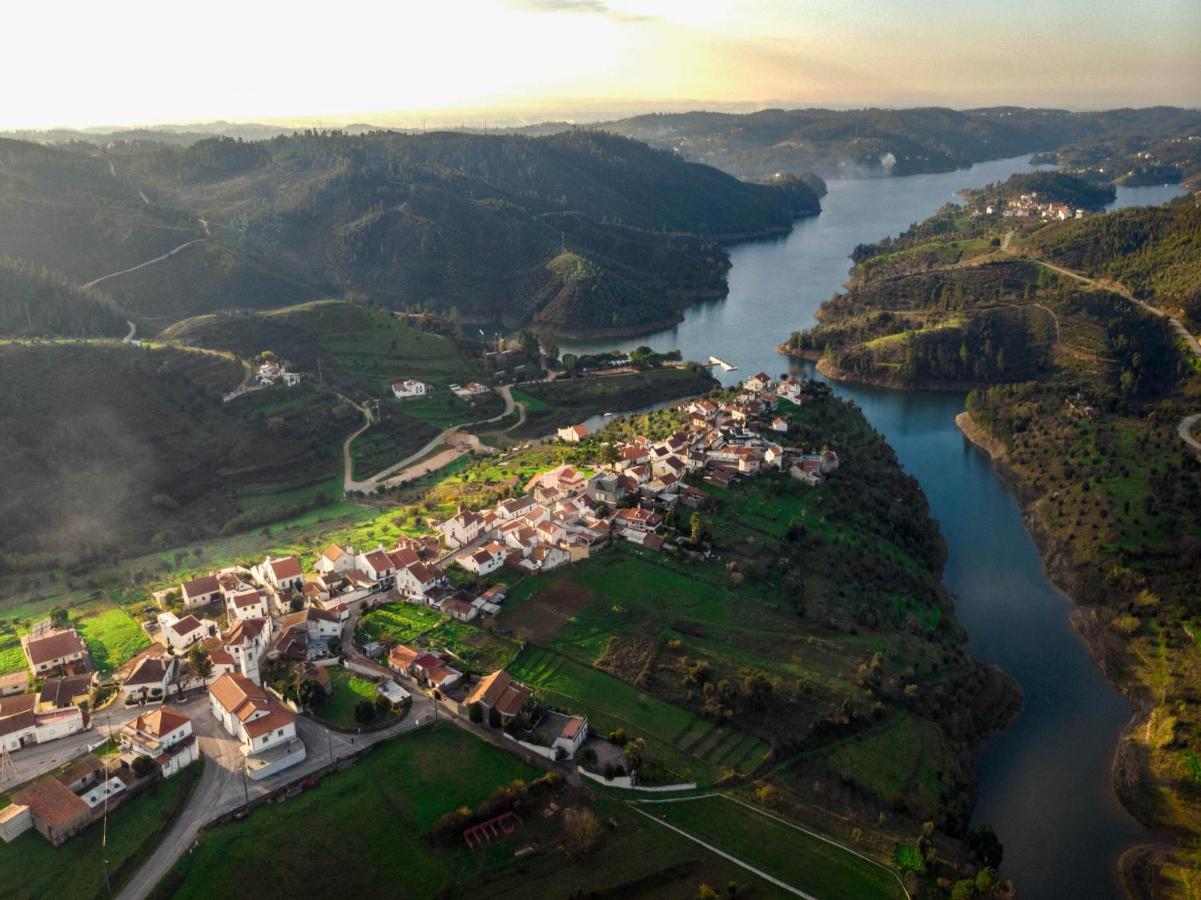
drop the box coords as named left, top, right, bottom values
left=509, top=645, right=769, bottom=784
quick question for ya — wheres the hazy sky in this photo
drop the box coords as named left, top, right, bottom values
left=4, top=0, right=1198, bottom=129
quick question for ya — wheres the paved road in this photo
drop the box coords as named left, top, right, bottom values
left=117, top=691, right=435, bottom=900
left=81, top=238, right=207, bottom=290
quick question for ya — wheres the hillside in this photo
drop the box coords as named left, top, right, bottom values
left=0, top=138, right=201, bottom=283
left=107, top=131, right=815, bottom=334
left=591, top=106, right=1201, bottom=181
left=789, top=200, right=1201, bottom=889
left=0, top=343, right=358, bottom=571
left=1024, top=198, right=1201, bottom=324
left=163, top=301, right=485, bottom=402
left=0, top=258, right=128, bottom=337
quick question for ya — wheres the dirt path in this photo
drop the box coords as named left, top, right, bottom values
left=123, top=320, right=137, bottom=343
left=81, top=238, right=207, bottom=290
left=344, top=386, right=519, bottom=494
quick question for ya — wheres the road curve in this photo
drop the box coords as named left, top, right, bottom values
left=1011, top=252, right=1201, bottom=455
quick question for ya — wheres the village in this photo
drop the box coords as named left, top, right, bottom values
left=0, top=368, right=841, bottom=861
left=970, top=191, right=1088, bottom=221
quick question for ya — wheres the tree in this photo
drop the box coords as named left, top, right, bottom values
left=690, top=513, right=703, bottom=544
left=516, top=328, right=540, bottom=362
left=562, top=808, right=603, bottom=858
left=562, top=353, right=579, bottom=374
left=326, top=636, right=342, bottom=657
left=49, top=606, right=69, bottom=628
left=297, top=679, right=323, bottom=709
left=375, top=694, right=392, bottom=716
left=622, top=737, right=646, bottom=771
left=187, top=644, right=212, bottom=682
left=543, top=335, right=560, bottom=362
left=754, top=783, right=779, bottom=808
left=354, top=699, right=377, bottom=725
left=697, top=887, right=720, bottom=900
left=966, top=823, right=1004, bottom=869
left=950, top=880, right=975, bottom=900
left=132, top=755, right=156, bottom=778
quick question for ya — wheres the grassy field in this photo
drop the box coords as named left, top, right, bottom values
left=164, top=302, right=484, bottom=400
left=0, top=629, right=24, bottom=675
left=350, top=401, right=440, bottom=480
left=356, top=602, right=446, bottom=644
left=154, top=726, right=766, bottom=900
left=0, top=764, right=199, bottom=900
left=153, top=727, right=542, bottom=899
left=641, top=795, right=907, bottom=900
left=509, top=645, right=769, bottom=784
left=75, top=605, right=151, bottom=675
left=314, top=667, right=385, bottom=729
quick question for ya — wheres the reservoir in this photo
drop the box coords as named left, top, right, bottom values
left=561, top=161, right=1185, bottom=897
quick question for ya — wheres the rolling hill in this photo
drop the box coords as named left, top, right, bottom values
left=0, top=342, right=358, bottom=570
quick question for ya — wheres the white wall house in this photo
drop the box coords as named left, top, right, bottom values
left=227, top=590, right=270, bottom=622
left=208, top=673, right=305, bottom=779
left=315, top=544, right=355, bottom=575
left=22, top=629, right=86, bottom=676
left=257, top=556, right=305, bottom=593
left=439, top=512, right=485, bottom=549
left=458, top=543, right=506, bottom=576
left=391, top=379, right=430, bottom=398
left=118, top=707, right=199, bottom=778
left=120, top=655, right=175, bottom=704
left=180, top=575, right=223, bottom=610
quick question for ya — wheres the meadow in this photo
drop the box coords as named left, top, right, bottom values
left=642, top=795, right=908, bottom=900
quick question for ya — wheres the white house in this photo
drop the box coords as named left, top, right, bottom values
left=256, top=556, right=305, bottom=593
left=21, top=629, right=86, bottom=676
left=744, top=372, right=773, bottom=393
left=553, top=714, right=588, bottom=756
left=158, top=614, right=211, bottom=653
left=439, top=511, right=485, bottom=549
left=556, top=423, right=589, bottom=443
left=395, top=559, right=445, bottom=600
left=315, top=544, right=355, bottom=575
left=391, top=379, right=430, bottom=398
left=180, top=575, right=223, bottom=610
left=355, top=548, right=397, bottom=591
left=217, top=618, right=270, bottom=684
left=208, top=673, right=305, bottom=780
left=118, top=707, right=199, bottom=778
left=227, top=589, right=270, bottom=622
left=120, top=654, right=176, bottom=704
left=458, top=542, right=506, bottom=576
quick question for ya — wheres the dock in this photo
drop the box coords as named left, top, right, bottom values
left=708, top=355, right=737, bottom=372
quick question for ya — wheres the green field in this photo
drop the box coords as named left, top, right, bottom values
left=154, top=727, right=541, bottom=899
left=641, top=795, right=907, bottom=900
left=0, top=630, right=24, bottom=675
left=0, top=765, right=199, bottom=900
left=509, top=645, right=769, bottom=784
left=75, top=605, right=151, bottom=675
left=355, top=602, right=445, bottom=644
left=154, top=726, right=764, bottom=900
left=315, top=667, right=386, bottom=730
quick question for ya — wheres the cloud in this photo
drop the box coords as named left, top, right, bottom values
left=516, top=0, right=655, bottom=22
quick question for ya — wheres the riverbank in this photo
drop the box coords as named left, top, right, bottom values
left=955, top=407, right=1191, bottom=896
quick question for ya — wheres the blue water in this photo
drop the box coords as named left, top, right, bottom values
left=560, top=157, right=1181, bottom=897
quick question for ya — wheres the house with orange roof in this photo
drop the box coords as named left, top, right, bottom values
left=208, top=673, right=305, bottom=779
left=118, top=706, right=199, bottom=778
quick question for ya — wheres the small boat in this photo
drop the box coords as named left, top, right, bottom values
left=603, top=412, right=613, bottom=417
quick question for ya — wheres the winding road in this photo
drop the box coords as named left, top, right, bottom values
left=343, top=385, right=523, bottom=494
left=997, top=238, right=1201, bottom=456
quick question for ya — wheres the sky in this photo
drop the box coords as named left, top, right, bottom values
left=3, top=0, right=1198, bottom=130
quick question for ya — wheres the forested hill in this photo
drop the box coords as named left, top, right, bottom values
left=1025, top=198, right=1201, bottom=324
left=586, top=106, right=1201, bottom=180
left=0, top=131, right=819, bottom=337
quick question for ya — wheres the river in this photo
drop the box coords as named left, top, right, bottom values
left=561, top=163, right=1186, bottom=897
